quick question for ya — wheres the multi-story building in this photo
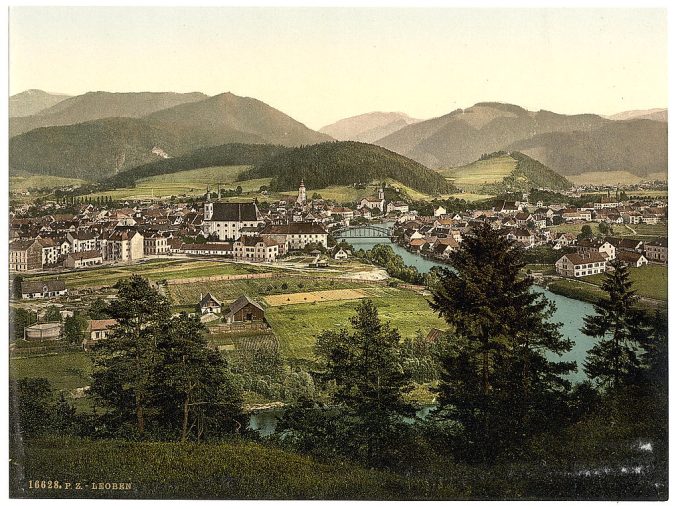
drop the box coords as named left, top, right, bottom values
left=232, top=236, right=279, bottom=262
left=143, top=232, right=169, bottom=255
left=203, top=201, right=263, bottom=241
left=259, top=222, right=328, bottom=250
left=106, top=227, right=144, bottom=262
left=644, top=238, right=668, bottom=263
left=555, top=252, right=607, bottom=278
left=67, top=231, right=98, bottom=253
left=9, top=239, right=43, bottom=272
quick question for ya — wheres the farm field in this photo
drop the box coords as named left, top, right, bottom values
left=265, top=287, right=448, bottom=361
left=25, top=258, right=267, bottom=288
left=10, top=351, right=92, bottom=391
left=168, top=275, right=370, bottom=306
left=546, top=223, right=667, bottom=238
left=264, top=288, right=368, bottom=306
left=582, top=264, right=668, bottom=302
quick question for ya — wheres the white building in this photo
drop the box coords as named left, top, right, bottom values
left=203, top=201, right=264, bottom=241
left=555, top=252, right=607, bottom=278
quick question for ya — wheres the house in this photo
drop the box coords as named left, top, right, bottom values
left=593, top=197, right=621, bottom=210
left=199, top=293, right=222, bottom=315
left=555, top=252, right=607, bottom=278
left=358, top=196, right=385, bottom=213
left=553, top=233, right=577, bottom=249
left=83, top=319, right=118, bottom=350
left=514, top=212, right=533, bottom=227
left=644, top=238, right=668, bottom=263
left=334, top=248, right=349, bottom=260
left=260, top=222, right=328, bottom=250
left=37, top=238, right=60, bottom=267
left=20, top=280, right=68, bottom=299
left=386, top=201, right=409, bottom=214
left=561, top=208, right=592, bottom=222
left=181, top=242, right=233, bottom=256
left=576, top=239, right=616, bottom=261
left=604, top=237, right=644, bottom=253
left=233, top=235, right=279, bottom=262
left=330, top=207, right=354, bottom=220
left=616, top=251, right=649, bottom=268
left=9, top=239, right=43, bottom=272
left=203, top=201, right=264, bottom=241
left=433, top=206, right=447, bottom=217
left=64, top=250, right=103, bottom=269
left=225, top=295, right=266, bottom=324
left=143, top=232, right=169, bottom=255
left=106, top=227, right=144, bottom=261
left=67, top=231, right=98, bottom=252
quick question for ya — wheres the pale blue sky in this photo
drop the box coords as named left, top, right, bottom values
left=9, top=7, right=667, bottom=128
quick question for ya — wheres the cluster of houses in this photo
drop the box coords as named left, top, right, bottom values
left=394, top=196, right=667, bottom=276
left=8, top=182, right=417, bottom=272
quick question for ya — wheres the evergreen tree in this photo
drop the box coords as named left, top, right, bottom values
left=154, top=313, right=243, bottom=441
left=44, top=305, right=62, bottom=323
left=581, top=259, right=647, bottom=389
left=63, top=313, right=88, bottom=345
left=90, top=275, right=170, bottom=435
left=428, top=222, right=574, bottom=462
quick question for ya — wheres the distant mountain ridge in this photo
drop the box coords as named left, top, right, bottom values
left=320, top=112, right=421, bottom=143
left=9, top=89, right=71, bottom=117
left=9, top=91, right=208, bottom=137
left=9, top=92, right=332, bottom=180
left=606, top=108, right=667, bottom=122
left=374, top=102, right=667, bottom=177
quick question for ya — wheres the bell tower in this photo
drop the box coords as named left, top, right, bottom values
left=296, top=179, right=307, bottom=205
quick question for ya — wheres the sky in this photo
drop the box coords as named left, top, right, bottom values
left=9, top=7, right=667, bottom=129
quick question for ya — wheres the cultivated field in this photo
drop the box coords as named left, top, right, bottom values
left=10, top=351, right=92, bottom=391
left=569, top=171, right=647, bottom=186
left=264, top=288, right=368, bottom=306
left=10, top=175, right=89, bottom=191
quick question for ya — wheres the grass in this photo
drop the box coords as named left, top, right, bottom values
left=10, top=175, right=89, bottom=192
left=10, top=437, right=466, bottom=500
left=569, top=171, right=646, bottom=186
left=265, top=287, right=448, bottom=361
left=582, top=264, right=667, bottom=302
left=82, top=165, right=271, bottom=200
left=264, top=288, right=368, bottom=306
left=438, top=155, right=516, bottom=188
left=26, top=259, right=267, bottom=288
left=546, top=278, right=608, bottom=305
left=10, top=352, right=92, bottom=391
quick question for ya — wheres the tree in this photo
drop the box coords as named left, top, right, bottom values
left=598, top=221, right=611, bottom=236
left=428, top=222, right=574, bottom=462
left=581, top=259, right=647, bottom=389
left=63, top=313, right=88, bottom=345
left=283, top=299, right=415, bottom=466
left=9, top=378, right=54, bottom=436
left=44, top=305, right=62, bottom=323
left=87, top=298, right=110, bottom=319
left=12, top=275, right=23, bottom=299
left=10, top=307, right=36, bottom=341
left=154, top=313, right=243, bottom=441
left=578, top=224, right=593, bottom=240
left=89, top=275, right=170, bottom=435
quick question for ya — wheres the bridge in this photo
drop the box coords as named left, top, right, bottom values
left=331, top=224, right=393, bottom=239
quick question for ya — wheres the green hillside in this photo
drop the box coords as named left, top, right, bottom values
left=9, top=93, right=331, bottom=180
left=440, top=151, right=571, bottom=193
left=242, top=141, right=458, bottom=195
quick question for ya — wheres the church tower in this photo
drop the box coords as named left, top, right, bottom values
left=296, top=179, right=307, bottom=205
left=378, top=185, right=385, bottom=201
left=204, top=185, right=213, bottom=221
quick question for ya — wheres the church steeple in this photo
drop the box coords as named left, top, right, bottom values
left=296, top=179, right=307, bottom=205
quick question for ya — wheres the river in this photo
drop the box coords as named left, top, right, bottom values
left=249, top=223, right=597, bottom=435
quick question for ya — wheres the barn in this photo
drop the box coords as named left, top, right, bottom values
left=225, top=295, right=266, bottom=324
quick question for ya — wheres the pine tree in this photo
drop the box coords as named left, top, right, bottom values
left=90, top=275, right=170, bottom=435
left=581, top=259, right=647, bottom=389
left=429, top=222, right=574, bottom=462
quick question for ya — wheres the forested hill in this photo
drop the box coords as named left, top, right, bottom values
left=510, top=151, right=572, bottom=190
left=103, top=143, right=290, bottom=189
left=240, top=141, right=458, bottom=195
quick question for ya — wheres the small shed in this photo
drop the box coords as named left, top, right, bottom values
left=226, top=295, right=265, bottom=324
left=199, top=293, right=222, bottom=315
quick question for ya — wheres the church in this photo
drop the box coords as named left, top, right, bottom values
left=203, top=198, right=264, bottom=241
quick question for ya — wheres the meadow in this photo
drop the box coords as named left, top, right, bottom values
left=266, top=287, right=448, bottom=361
left=569, top=171, right=647, bottom=186
left=547, top=223, right=667, bottom=238
left=10, top=174, right=89, bottom=192
left=10, top=351, right=93, bottom=391
left=438, top=155, right=516, bottom=189
left=582, top=264, right=668, bottom=302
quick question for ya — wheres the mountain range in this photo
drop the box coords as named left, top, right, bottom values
left=320, top=112, right=421, bottom=143
left=373, top=102, right=667, bottom=177
left=8, top=89, right=668, bottom=184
